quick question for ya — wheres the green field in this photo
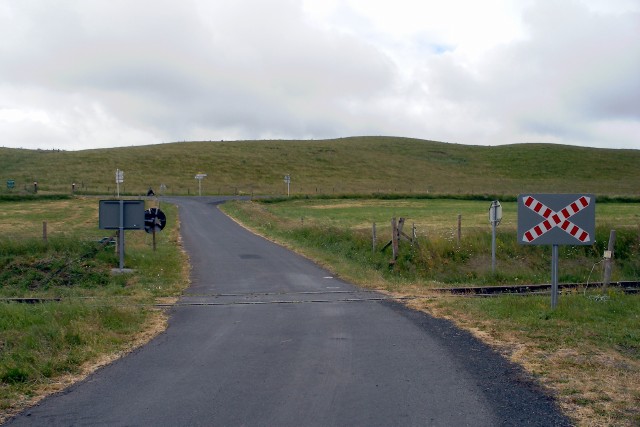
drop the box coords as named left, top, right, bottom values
left=223, top=198, right=640, bottom=287
left=2, top=136, right=640, bottom=197
left=255, top=197, right=640, bottom=235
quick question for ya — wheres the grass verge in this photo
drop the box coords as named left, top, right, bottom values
left=221, top=198, right=640, bottom=426
left=0, top=197, right=189, bottom=421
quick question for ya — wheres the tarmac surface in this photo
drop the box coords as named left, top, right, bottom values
left=7, top=196, right=571, bottom=426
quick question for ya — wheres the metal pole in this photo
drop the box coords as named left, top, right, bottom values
left=602, top=230, right=616, bottom=290
left=551, top=244, right=559, bottom=309
left=198, top=179, right=202, bottom=196
left=491, top=216, right=497, bottom=273
left=119, top=200, right=125, bottom=270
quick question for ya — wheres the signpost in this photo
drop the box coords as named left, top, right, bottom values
left=144, top=207, right=167, bottom=251
left=115, top=169, right=124, bottom=198
left=518, top=194, right=595, bottom=308
left=6, top=180, right=15, bottom=190
left=284, top=174, right=291, bottom=197
left=195, top=173, right=207, bottom=196
left=99, top=200, right=145, bottom=271
left=489, top=200, right=502, bottom=273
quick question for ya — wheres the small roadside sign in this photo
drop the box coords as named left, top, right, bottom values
left=284, top=174, right=291, bottom=196
left=195, top=173, right=207, bottom=196
left=6, top=180, right=15, bottom=190
left=99, top=200, right=145, bottom=230
left=489, top=200, right=502, bottom=225
left=98, top=199, right=145, bottom=270
left=144, top=208, right=167, bottom=233
left=489, top=200, right=502, bottom=273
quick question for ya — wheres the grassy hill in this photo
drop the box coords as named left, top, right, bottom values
left=1, top=136, right=638, bottom=196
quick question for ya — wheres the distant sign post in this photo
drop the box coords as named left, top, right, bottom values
left=284, top=174, right=291, bottom=197
left=6, top=180, right=15, bottom=190
left=518, top=194, right=595, bottom=308
left=195, top=173, right=207, bottom=196
left=115, top=169, right=124, bottom=198
left=99, top=200, right=145, bottom=270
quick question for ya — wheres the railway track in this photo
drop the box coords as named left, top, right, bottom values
left=434, top=280, right=639, bottom=296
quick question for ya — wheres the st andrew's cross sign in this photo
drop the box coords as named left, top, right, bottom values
left=518, top=194, right=595, bottom=246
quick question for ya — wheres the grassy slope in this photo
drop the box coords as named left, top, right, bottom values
left=1, top=137, right=639, bottom=196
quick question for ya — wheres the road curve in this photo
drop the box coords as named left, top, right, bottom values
left=7, top=197, right=570, bottom=426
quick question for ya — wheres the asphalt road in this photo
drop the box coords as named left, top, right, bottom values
left=7, top=197, right=570, bottom=426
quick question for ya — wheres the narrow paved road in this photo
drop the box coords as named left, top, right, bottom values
left=7, top=197, right=570, bottom=426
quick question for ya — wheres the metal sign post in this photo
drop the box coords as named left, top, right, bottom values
left=551, top=245, right=559, bottom=308
left=144, top=208, right=167, bottom=252
left=284, top=174, right=291, bottom=197
left=119, top=200, right=125, bottom=269
left=99, top=200, right=145, bottom=271
left=489, top=200, right=502, bottom=273
left=195, top=173, right=207, bottom=196
left=518, top=194, right=595, bottom=309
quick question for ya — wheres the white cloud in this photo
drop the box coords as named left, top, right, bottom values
left=0, top=0, right=638, bottom=150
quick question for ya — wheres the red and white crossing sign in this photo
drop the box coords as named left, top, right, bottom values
left=518, top=194, right=595, bottom=245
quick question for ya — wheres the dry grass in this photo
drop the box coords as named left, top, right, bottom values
left=410, top=297, right=640, bottom=427
left=0, top=307, right=171, bottom=424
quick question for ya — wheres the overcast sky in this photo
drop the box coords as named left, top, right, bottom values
left=1, top=0, right=638, bottom=151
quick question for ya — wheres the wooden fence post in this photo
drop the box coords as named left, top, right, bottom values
left=457, top=214, right=462, bottom=244
left=372, top=222, right=377, bottom=253
left=391, top=217, right=399, bottom=264
left=42, top=221, right=47, bottom=243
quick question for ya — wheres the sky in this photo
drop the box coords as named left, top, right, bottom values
left=0, top=0, right=638, bottom=151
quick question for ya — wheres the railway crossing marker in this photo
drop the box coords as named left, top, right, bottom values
left=520, top=195, right=593, bottom=244
left=518, top=194, right=595, bottom=308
